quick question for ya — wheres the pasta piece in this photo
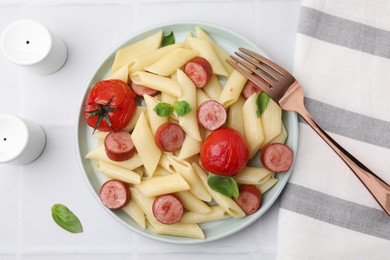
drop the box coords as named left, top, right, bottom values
left=152, top=166, right=172, bottom=177
left=105, top=64, right=129, bottom=83
left=144, top=94, right=168, bottom=134
left=131, top=112, right=161, bottom=176
left=196, top=89, right=211, bottom=107
left=128, top=43, right=182, bottom=74
left=196, top=26, right=233, bottom=74
left=85, top=145, right=143, bottom=170
left=192, top=162, right=245, bottom=218
left=234, top=166, right=272, bottom=185
left=130, top=187, right=155, bottom=217
left=135, top=173, right=190, bottom=197
left=176, top=69, right=202, bottom=141
left=260, top=98, right=282, bottom=148
left=175, top=191, right=211, bottom=214
left=112, top=31, right=163, bottom=72
left=122, top=200, right=146, bottom=229
left=145, top=48, right=198, bottom=76
left=270, top=123, right=288, bottom=144
left=243, top=94, right=264, bottom=158
left=202, top=75, right=223, bottom=100
left=130, top=71, right=182, bottom=97
left=180, top=205, right=230, bottom=224
left=95, top=161, right=141, bottom=184
left=122, top=106, right=147, bottom=132
left=161, top=153, right=212, bottom=202
left=218, top=69, right=248, bottom=108
left=227, top=96, right=246, bottom=138
left=258, top=177, right=279, bottom=193
left=178, top=134, right=201, bottom=160
left=147, top=217, right=205, bottom=240
left=186, top=37, right=229, bottom=76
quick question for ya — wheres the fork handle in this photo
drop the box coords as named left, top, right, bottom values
left=298, top=105, right=390, bottom=216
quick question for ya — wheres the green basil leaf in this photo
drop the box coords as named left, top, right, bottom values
left=153, top=102, right=174, bottom=117
left=174, top=100, right=192, bottom=117
left=256, top=92, right=270, bottom=117
left=162, top=31, right=175, bottom=47
left=207, top=173, right=239, bottom=198
left=51, top=204, right=83, bottom=234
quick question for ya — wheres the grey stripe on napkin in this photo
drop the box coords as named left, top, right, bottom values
left=280, top=183, right=390, bottom=240
left=298, top=6, right=390, bottom=59
left=301, top=97, right=390, bottom=149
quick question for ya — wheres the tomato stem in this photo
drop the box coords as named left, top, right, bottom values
left=84, top=96, right=118, bottom=133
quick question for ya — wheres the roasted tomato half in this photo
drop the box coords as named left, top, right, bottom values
left=84, top=80, right=136, bottom=132
left=200, top=127, right=249, bottom=176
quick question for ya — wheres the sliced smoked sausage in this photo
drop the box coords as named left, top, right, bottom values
left=241, top=80, right=261, bottom=99
left=104, top=130, right=135, bottom=162
left=100, top=179, right=130, bottom=209
left=260, top=143, right=294, bottom=173
left=184, top=57, right=213, bottom=88
left=234, top=184, right=262, bottom=215
left=197, top=100, right=227, bottom=131
left=130, top=82, right=158, bottom=97
left=152, top=194, right=184, bottom=224
left=154, top=122, right=185, bottom=152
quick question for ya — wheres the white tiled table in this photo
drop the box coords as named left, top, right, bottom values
left=0, top=1, right=301, bottom=259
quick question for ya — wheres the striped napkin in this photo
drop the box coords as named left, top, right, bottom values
left=276, top=0, right=390, bottom=259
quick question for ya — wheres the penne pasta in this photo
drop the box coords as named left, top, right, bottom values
left=192, top=162, right=245, bottom=218
left=176, top=69, right=202, bottom=141
left=85, top=145, right=143, bottom=170
left=135, top=173, right=190, bottom=197
left=147, top=217, right=205, bottom=240
left=234, top=166, right=273, bottom=185
left=196, top=26, right=233, bottom=74
left=227, top=96, right=246, bottom=138
left=105, top=64, right=129, bottom=83
left=196, top=89, right=211, bottom=107
left=260, top=98, right=282, bottom=148
left=178, top=134, right=202, bottom=160
left=218, top=69, right=248, bottom=108
left=122, top=200, right=146, bottom=229
left=258, top=177, right=279, bottom=193
left=95, top=161, right=141, bottom=184
left=128, top=43, right=182, bottom=74
left=180, top=205, right=230, bottom=224
left=112, top=31, right=163, bottom=72
left=270, top=123, right=288, bottom=144
left=131, top=112, right=161, bottom=176
left=202, top=75, right=223, bottom=100
left=175, top=191, right=211, bottom=214
left=145, top=48, right=198, bottom=76
left=131, top=71, right=182, bottom=97
left=186, top=37, right=229, bottom=77
left=122, top=106, right=147, bottom=132
left=242, top=94, right=264, bottom=158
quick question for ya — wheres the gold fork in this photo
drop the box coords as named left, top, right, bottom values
left=227, top=48, right=390, bottom=217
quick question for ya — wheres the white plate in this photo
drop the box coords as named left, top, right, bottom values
left=76, top=21, right=298, bottom=244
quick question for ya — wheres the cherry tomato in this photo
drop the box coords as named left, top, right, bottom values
left=84, top=80, right=136, bottom=132
left=200, top=128, right=249, bottom=176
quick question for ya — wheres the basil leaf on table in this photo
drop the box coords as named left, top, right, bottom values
left=207, top=173, right=239, bottom=198
left=256, top=92, right=270, bottom=117
left=51, top=204, right=83, bottom=233
left=162, top=31, right=175, bottom=47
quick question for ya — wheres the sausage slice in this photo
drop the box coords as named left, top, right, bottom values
left=241, top=80, right=261, bottom=99
left=184, top=57, right=213, bottom=88
left=197, top=100, right=227, bottom=131
left=234, top=185, right=262, bottom=215
left=130, top=82, right=158, bottom=97
left=154, top=122, right=185, bottom=152
left=260, top=143, right=294, bottom=173
left=152, top=194, right=184, bottom=224
left=100, top=180, right=130, bottom=209
left=104, top=131, right=135, bottom=162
